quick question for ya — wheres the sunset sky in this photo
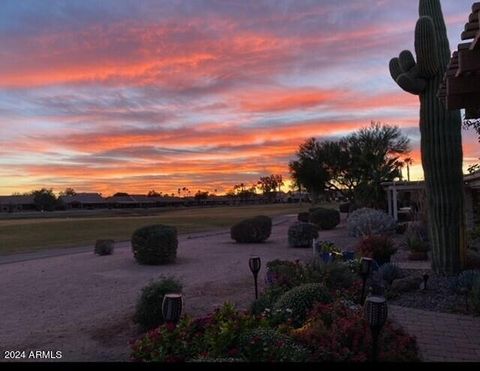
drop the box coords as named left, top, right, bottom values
left=0, top=0, right=478, bottom=196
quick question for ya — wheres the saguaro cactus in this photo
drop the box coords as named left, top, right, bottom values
left=389, top=0, right=465, bottom=275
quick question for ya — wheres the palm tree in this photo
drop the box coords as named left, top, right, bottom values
left=404, top=157, right=413, bottom=182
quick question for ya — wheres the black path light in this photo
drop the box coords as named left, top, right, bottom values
left=360, top=257, right=374, bottom=304
left=249, top=256, right=262, bottom=299
left=162, top=293, right=183, bottom=325
left=364, top=296, right=388, bottom=362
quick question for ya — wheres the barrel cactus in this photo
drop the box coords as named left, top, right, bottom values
left=388, top=0, right=465, bottom=274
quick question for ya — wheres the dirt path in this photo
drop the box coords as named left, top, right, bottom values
left=2, top=215, right=358, bottom=362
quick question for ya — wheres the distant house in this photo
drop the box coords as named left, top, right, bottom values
left=59, top=193, right=106, bottom=210
left=382, top=171, right=480, bottom=228
left=0, top=195, right=36, bottom=212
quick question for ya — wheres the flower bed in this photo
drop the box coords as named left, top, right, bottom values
left=131, top=258, right=420, bottom=362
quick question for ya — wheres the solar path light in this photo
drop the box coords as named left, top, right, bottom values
left=162, top=293, right=183, bottom=324
left=364, top=296, right=388, bottom=362
left=249, top=256, right=261, bottom=299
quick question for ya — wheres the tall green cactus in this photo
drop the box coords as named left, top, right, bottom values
left=389, top=0, right=465, bottom=275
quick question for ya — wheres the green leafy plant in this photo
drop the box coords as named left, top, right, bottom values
left=239, top=328, right=309, bottom=362
left=131, top=224, right=178, bottom=265
left=230, top=215, right=272, bottom=243
left=134, top=276, right=183, bottom=331
left=273, top=283, right=332, bottom=327
left=304, top=260, right=357, bottom=290
left=313, top=240, right=341, bottom=254
left=309, top=208, right=340, bottom=230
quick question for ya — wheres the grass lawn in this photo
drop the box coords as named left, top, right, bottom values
left=0, top=203, right=323, bottom=255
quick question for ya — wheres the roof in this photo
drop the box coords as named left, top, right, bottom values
left=59, top=193, right=105, bottom=204
left=0, top=195, right=35, bottom=205
left=439, top=2, right=480, bottom=118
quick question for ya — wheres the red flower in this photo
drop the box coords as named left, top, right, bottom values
left=165, top=322, right=176, bottom=332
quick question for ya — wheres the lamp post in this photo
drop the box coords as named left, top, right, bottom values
left=364, top=296, right=388, bottom=362
left=249, top=256, right=261, bottom=299
left=162, top=293, right=183, bottom=325
left=360, top=257, right=373, bottom=304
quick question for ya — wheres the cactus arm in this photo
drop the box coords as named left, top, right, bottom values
left=396, top=71, right=426, bottom=94
left=415, top=16, right=439, bottom=77
left=399, top=50, right=417, bottom=71
left=389, top=55, right=426, bottom=95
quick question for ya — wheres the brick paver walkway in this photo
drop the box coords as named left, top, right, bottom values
left=390, top=305, right=480, bottom=362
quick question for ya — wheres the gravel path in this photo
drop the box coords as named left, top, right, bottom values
left=2, top=215, right=358, bottom=362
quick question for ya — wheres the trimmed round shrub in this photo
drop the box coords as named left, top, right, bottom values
left=94, top=239, right=114, bottom=255
left=309, top=208, right=340, bottom=230
left=134, top=276, right=183, bottom=331
left=239, top=328, right=309, bottom=362
left=230, top=215, right=272, bottom=243
left=132, top=224, right=178, bottom=265
left=273, top=283, right=332, bottom=327
left=297, top=212, right=310, bottom=223
left=288, top=222, right=318, bottom=248
left=347, top=208, right=395, bottom=237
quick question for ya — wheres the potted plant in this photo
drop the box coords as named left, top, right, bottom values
left=313, top=241, right=341, bottom=263
left=405, top=234, right=429, bottom=261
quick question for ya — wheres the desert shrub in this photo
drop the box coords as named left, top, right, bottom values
left=131, top=224, right=178, bottom=265
left=450, top=270, right=480, bottom=293
left=356, top=235, right=397, bottom=264
left=239, top=328, right=309, bottom=362
left=297, top=212, right=310, bottom=223
left=292, top=300, right=419, bottom=362
left=94, top=239, right=114, bottom=255
left=304, top=260, right=357, bottom=290
left=273, top=283, right=332, bottom=327
left=230, top=215, right=272, bottom=243
left=287, top=222, right=318, bottom=248
left=404, top=234, right=429, bottom=253
left=309, top=208, right=340, bottom=230
left=250, top=288, right=282, bottom=316
left=377, top=263, right=404, bottom=285
left=134, top=276, right=183, bottom=331
left=264, top=259, right=306, bottom=288
left=347, top=208, right=395, bottom=237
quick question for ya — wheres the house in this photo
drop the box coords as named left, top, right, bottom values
left=59, top=193, right=106, bottom=210
left=382, top=171, right=480, bottom=228
left=0, top=195, right=36, bottom=212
